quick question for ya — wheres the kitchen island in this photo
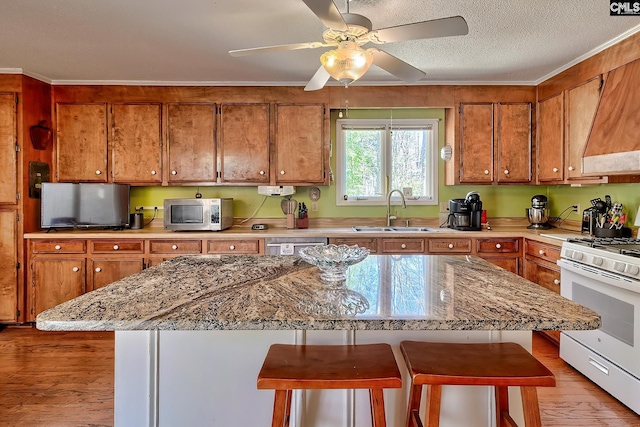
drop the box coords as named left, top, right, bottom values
left=37, top=254, right=600, bottom=427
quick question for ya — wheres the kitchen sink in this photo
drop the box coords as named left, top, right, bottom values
left=351, top=226, right=441, bottom=232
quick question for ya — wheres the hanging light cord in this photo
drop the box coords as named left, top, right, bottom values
left=239, top=196, right=268, bottom=224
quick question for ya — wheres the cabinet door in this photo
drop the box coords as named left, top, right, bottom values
left=537, top=94, right=564, bottom=183
left=0, top=93, right=17, bottom=204
left=31, top=258, right=85, bottom=319
left=56, top=103, right=108, bottom=182
left=90, top=258, right=144, bottom=291
left=482, top=257, right=520, bottom=275
left=330, top=238, right=378, bottom=254
left=275, top=104, right=326, bottom=184
left=459, top=103, right=493, bottom=183
left=496, top=103, right=532, bottom=183
left=0, top=210, right=17, bottom=321
left=111, top=103, right=162, bottom=183
left=219, top=103, right=270, bottom=184
left=167, top=103, right=216, bottom=183
left=565, top=76, right=602, bottom=180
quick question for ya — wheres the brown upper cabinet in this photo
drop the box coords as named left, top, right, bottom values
left=55, top=103, right=109, bottom=182
left=275, top=104, right=328, bottom=185
left=537, top=76, right=605, bottom=184
left=167, top=103, right=217, bottom=184
left=458, top=102, right=532, bottom=184
left=111, top=103, right=162, bottom=184
left=0, top=93, right=17, bottom=204
left=219, top=103, right=270, bottom=184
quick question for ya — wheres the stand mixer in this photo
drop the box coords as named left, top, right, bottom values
left=526, top=195, right=552, bottom=229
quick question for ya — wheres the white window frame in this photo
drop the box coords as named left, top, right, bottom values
left=335, top=118, right=439, bottom=206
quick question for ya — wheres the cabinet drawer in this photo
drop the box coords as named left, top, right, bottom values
left=381, top=238, right=425, bottom=254
left=477, top=238, right=520, bottom=254
left=31, top=240, right=86, bottom=254
left=207, top=239, right=260, bottom=254
left=91, top=239, right=144, bottom=253
left=525, top=240, right=561, bottom=263
left=330, top=238, right=377, bottom=254
left=149, top=240, right=202, bottom=254
left=428, top=238, right=472, bottom=253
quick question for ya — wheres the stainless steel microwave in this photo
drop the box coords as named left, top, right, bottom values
left=164, top=198, right=233, bottom=231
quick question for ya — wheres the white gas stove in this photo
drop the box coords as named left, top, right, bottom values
left=562, top=237, right=640, bottom=281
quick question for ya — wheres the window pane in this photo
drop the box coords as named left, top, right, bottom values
left=390, top=256, right=427, bottom=315
left=344, top=129, right=383, bottom=197
left=391, top=129, right=427, bottom=195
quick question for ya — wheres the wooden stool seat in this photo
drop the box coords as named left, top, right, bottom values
left=258, top=343, right=402, bottom=427
left=400, top=341, right=556, bottom=427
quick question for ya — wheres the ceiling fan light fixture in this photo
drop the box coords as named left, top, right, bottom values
left=320, top=40, right=373, bottom=86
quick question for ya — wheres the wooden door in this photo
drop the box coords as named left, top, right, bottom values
left=31, top=258, right=85, bottom=320
left=565, top=76, right=602, bottom=180
left=0, top=93, right=17, bottom=203
left=275, top=104, right=326, bottom=184
left=167, top=103, right=216, bottom=183
left=56, top=103, right=108, bottom=182
left=496, top=103, right=532, bottom=183
left=219, top=103, right=270, bottom=184
left=89, top=258, right=144, bottom=291
left=537, top=94, right=564, bottom=183
left=459, top=103, right=494, bottom=183
left=0, top=210, right=17, bottom=321
left=111, top=103, right=162, bottom=183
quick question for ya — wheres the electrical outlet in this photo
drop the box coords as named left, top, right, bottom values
left=311, top=201, right=318, bottom=212
left=135, top=206, right=163, bottom=211
left=573, top=204, right=580, bottom=214
left=439, top=202, right=449, bottom=213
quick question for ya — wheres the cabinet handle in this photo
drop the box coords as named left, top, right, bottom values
left=495, top=243, right=502, bottom=249
left=172, top=245, right=178, bottom=250
left=151, top=170, right=157, bottom=175
left=280, top=170, right=285, bottom=175
left=553, top=279, right=560, bottom=285
left=539, top=249, right=545, bottom=255
left=95, top=267, right=102, bottom=273
left=484, top=170, right=489, bottom=175
left=448, top=243, right=454, bottom=249
left=552, top=167, right=559, bottom=173
left=171, top=170, right=177, bottom=175
left=229, top=245, right=236, bottom=250
left=401, top=244, right=407, bottom=249
left=95, top=170, right=102, bottom=175
left=503, top=169, right=509, bottom=175
left=72, top=267, right=79, bottom=272
left=113, top=245, right=119, bottom=250
left=259, top=170, right=265, bottom=175
left=54, top=244, right=61, bottom=250
left=568, top=166, right=575, bottom=171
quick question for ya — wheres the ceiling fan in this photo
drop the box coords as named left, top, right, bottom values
left=229, top=0, right=468, bottom=91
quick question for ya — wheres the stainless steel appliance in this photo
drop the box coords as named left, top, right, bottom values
left=526, top=194, right=552, bottom=229
left=559, top=237, right=640, bottom=414
left=448, top=191, right=482, bottom=231
left=164, top=198, right=233, bottom=231
left=265, top=237, right=328, bottom=256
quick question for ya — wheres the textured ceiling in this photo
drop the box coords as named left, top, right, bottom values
left=0, top=0, right=639, bottom=86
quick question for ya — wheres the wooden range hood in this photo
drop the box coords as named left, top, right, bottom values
left=583, top=57, right=640, bottom=175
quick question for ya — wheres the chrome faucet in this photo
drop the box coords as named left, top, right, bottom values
left=386, top=189, right=407, bottom=227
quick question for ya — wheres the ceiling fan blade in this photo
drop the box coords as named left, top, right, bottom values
left=371, top=16, right=468, bottom=43
left=301, top=0, right=348, bottom=31
left=229, top=42, right=327, bottom=57
left=370, top=48, right=426, bottom=82
left=304, top=66, right=331, bottom=91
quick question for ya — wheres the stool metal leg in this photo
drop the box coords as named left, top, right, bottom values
left=521, top=386, right=542, bottom=427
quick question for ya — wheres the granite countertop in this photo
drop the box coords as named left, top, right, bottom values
left=36, top=254, right=600, bottom=332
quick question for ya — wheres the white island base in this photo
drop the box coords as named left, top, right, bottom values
left=115, top=329, right=532, bottom=427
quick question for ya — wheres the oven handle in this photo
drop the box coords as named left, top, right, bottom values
left=588, top=357, right=610, bottom=376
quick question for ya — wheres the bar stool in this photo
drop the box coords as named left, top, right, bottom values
left=399, top=341, right=555, bottom=427
left=257, top=343, right=402, bottom=427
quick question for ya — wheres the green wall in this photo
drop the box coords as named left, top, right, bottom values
left=130, top=108, right=639, bottom=224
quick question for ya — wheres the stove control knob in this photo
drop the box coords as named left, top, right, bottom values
left=572, top=251, right=583, bottom=261
left=625, top=265, right=640, bottom=276
left=592, top=256, right=604, bottom=266
left=614, top=262, right=626, bottom=273
left=564, top=249, right=573, bottom=258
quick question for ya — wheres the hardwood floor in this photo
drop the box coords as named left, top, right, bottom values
left=0, top=327, right=638, bottom=426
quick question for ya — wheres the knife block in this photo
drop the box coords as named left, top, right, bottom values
left=286, top=214, right=296, bottom=229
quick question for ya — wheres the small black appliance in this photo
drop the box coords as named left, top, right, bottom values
left=526, top=194, right=552, bottom=229
left=448, top=191, right=482, bottom=231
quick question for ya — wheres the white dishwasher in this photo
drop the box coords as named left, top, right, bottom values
left=265, top=237, right=328, bottom=256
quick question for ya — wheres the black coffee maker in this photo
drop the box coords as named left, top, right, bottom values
left=448, top=191, right=482, bottom=231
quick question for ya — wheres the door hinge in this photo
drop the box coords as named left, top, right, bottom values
left=216, top=171, right=221, bottom=179
left=458, top=105, right=463, bottom=114
left=16, top=213, right=19, bottom=221
left=15, top=95, right=19, bottom=105
left=16, top=193, right=20, bottom=201
left=16, top=308, right=20, bottom=318
left=16, top=262, right=20, bottom=269
left=15, top=144, right=20, bottom=152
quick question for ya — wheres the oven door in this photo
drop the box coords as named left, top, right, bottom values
left=559, top=258, right=640, bottom=378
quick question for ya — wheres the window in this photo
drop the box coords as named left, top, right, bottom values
left=336, top=118, right=438, bottom=206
